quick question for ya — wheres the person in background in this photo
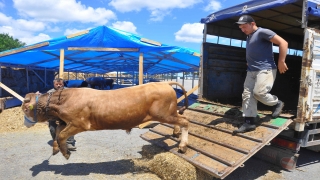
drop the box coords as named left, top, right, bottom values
left=47, top=78, right=76, bottom=150
left=233, top=15, right=288, bottom=134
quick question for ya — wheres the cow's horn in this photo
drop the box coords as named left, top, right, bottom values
left=24, top=98, right=30, bottom=103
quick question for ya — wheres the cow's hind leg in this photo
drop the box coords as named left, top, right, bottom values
left=166, top=114, right=189, bottom=153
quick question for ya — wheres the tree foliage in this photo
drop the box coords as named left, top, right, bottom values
left=0, top=33, right=26, bottom=52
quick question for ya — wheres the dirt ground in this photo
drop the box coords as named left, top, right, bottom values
left=1, top=106, right=319, bottom=180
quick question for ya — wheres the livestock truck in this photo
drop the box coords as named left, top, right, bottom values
left=142, top=0, right=320, bottom=179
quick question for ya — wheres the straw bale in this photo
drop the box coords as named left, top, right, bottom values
left=148, top=152, right=196, bottom=180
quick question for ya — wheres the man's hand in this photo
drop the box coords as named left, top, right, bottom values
left=278, top=61, right=288, bottom=74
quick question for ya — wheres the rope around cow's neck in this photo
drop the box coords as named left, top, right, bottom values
left=33, top=94, right=39, bottom=123
left=45, top=92, right=53, bottom=118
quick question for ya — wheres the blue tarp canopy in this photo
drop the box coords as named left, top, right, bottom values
left=201, top=0, right=320, bottom=24
left=0, top=26, right=200, bottom=75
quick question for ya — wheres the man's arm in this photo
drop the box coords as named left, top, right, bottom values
left=270, top=34, right=288, bottom=74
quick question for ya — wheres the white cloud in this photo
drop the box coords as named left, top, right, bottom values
left=204, top=0, right=221, bottom=12
left=112, top=21, right=138, bottom=34
left=0, top=26, right=50, bottom=45
left=175, top=23, right=204, bottom=43
left=13, top=0, right=117, bottom=25
left=20, top=33, right=51, bottom=45
left=109, top=0, right=201, bottom=21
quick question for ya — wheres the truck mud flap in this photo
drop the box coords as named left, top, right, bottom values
left=140, top=102, right=293, bottom=179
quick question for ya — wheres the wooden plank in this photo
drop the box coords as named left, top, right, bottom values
left=140, top=38, right=162, bottom=46
left=0, top=42, right=49, bottom=57
left=193, top=52, right=200, bottom=57
left=66, top=30, right=89, bottom=39
left=0, top=82, right=24, bottom=101
left=138, top=85, right=199, bottom=129
left=68, top=47, right=139, bottom=52
left=177, top=84, right=198, bottom=103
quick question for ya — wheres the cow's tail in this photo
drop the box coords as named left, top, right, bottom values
left=168, top=82, right=188, bottom=115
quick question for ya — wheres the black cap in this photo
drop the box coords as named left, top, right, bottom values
left=235, top=15, right=255, bottom=24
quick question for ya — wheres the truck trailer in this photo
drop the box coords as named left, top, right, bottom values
left=142, top=0, right=320, bottom=179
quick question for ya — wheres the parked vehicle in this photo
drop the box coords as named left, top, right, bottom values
left=172, top=0, right=319, bottom=179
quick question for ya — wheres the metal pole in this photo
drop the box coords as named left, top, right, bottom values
left=0, top=65, right=2, bottom=97
left=26, top=67, right=29, bottom=92
left=44, top=68, right=47, bottom=87
left=192, top=71, right=195, bottom=88
left=182, top=72, right=185, bottom=86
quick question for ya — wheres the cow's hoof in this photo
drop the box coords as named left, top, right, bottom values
left=178, top=145, right=187, bottom=153
left=52, top=149, right=59, bottom=155
left=172, top=133, right=181, bottom=138
left=63, top=151, right=71, bottom=160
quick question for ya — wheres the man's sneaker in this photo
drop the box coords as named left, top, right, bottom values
left=233, top=123, right=256, bottom=134
left=67, top=144, right=77, bottom=151
left=272, top=100, right=284, bottom=118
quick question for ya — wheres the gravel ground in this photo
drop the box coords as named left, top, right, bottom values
left=0, top=127, right=160, bottom=180
left=1, top=126, right=319, bottom=180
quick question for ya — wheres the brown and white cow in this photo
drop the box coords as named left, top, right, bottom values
left=21, top=82, right=189, bottom=159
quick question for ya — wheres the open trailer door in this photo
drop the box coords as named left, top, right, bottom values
left=295, top=27, right=320, bottom=147
left=141, top=102, right=293, bottom=179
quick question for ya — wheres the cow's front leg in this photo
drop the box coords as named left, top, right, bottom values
left=58, top=122, right=83, bottom=160
left=53, top=121, right=66, bottom=155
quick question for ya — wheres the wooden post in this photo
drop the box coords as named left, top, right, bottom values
left=139, top=53, right=143, bottom=85
left=59, top=49, right=65, bottom=79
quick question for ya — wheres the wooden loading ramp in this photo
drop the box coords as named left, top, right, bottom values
left=140, top=102, right=293, bottom=179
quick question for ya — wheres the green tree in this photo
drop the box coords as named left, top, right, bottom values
left=0, top=33, right=26, bottom=52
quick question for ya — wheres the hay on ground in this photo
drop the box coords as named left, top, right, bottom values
left=0, top=106, right=47, bottom=133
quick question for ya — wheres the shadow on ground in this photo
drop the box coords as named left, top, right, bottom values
left=30, top=159, right=138, bottom=177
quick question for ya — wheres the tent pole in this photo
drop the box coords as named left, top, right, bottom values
left=59, top=49, right=65, bottom=79
left=116, top=71, right=119, bottom=85
left=26, top=67, right=29, bottom=92
left=192, top=71, right=195, bottom=88
left=182, top=72, right=185, bottom=86
left=0, top=65, right=2, bottom=97
left=139, top=53, right=143, bottom=85
left=45, top=68, right=47, bottom=87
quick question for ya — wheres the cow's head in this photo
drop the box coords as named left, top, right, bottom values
left=21, top=93, right=40, bottom=128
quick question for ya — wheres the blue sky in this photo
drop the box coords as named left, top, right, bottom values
left=0, top=0, right=248, bottom=52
